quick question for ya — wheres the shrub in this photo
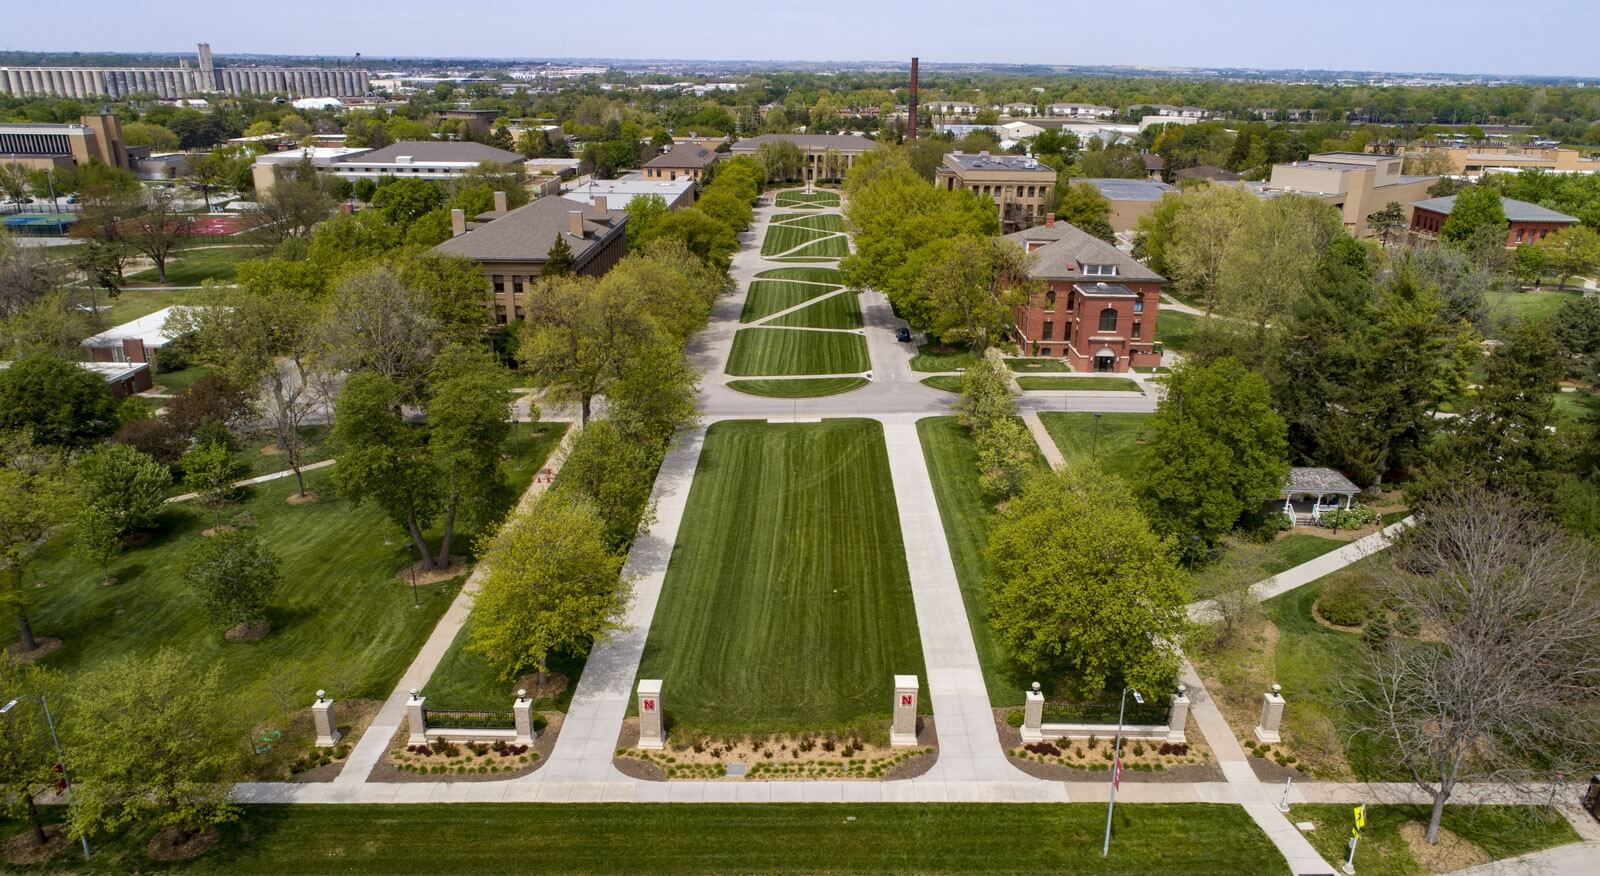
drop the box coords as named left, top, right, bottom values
left=1362, top=613, right=1393, bottom=648
left=1316, top=577, right=1377, bottom=627
left=1023, top=742, right=1060, bottom=756
left=1006, top=710, right=1025, bottom=728
left=1396, top=605, right=1421, bottom=636
left=1321, top=503, right=1377, bottom=531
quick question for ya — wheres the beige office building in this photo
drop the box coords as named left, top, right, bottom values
left=1398, top=143, right=1600, bottom=177
left=1264, top=152, right=1435, bottom=237
left=935, top=151, right=1057, bottom=232
left=730, top=134, right=877, bottom=182
left=0, top=114, right=129, bottom=173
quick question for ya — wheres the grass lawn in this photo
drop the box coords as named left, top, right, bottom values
left=919, top=417, right=1047, bottom=705
left=637, top=420, right=925, bottom=736
left=1017, top=376, right=1142, bottom=392
left=761, top=223, right=837, bottom=256
left=1292, top=804, right=1578, bottom=876
left=1157, top=310, right=1200, bottom=352
left=726, top=328, right=869, bottom=376
left=767, top=291, right=862, bottom=329
left=8, top=423, right=569, bottom=751
left=95, top=288, right=215, bottom=326
left=125, top=245, right=256, bottom=286
left=770, top=213, right=845, bottom=232
left=754, top=266, right=847, bottom=285
left=149, top=363, right=217, bottom=394
left=1552, top=388, right=1597, bottom=427
left=921, top=376, right=963, bottom=392
left=232, top=425, right=333, bottom=482
left=775, top=189, right=841, bottom=207
left=772, top=235, right=850, bottom=259
left=0, top=803, right=1284, bottom=874
left=1485, top=288, right=1581, bottom=327
left=1006, top=357, right=1071, bottom=373
left=1037, top=412, right=1153, bottom=482
left=726, top=377, right=869, bottom=398
left=910, top=341, right=978, bottom=372
left=740, top=280, right=840, bottom=322
left=1188, top=534, right=1347, bottom=599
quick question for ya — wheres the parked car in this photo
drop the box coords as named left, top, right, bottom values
left=896, top=327, right=912, bottom=343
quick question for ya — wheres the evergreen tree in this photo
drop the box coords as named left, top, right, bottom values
left=542, top=235, right=575, bottom=277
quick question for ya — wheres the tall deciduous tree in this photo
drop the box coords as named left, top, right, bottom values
left=518, top=275, right=661, bottom=424
left=321, top=265, right=439, bottom=400
left=0, top=660, right=61, bottom=848
left=1216, top=193, right=1344, bottom=330
left=115, top=188, right=191, bottom=284
left=1346, top=491, right=1600, bottom=844
left=71, top=443, right=171, bottom=538
left=0, top=354, right=117, bottom=447
left=332, top=373, right=443, bottom=568
left=0, top=437, right=70, bottom=653
left=1163, top=184, right=1255, bottom=313
left=181, top=441, right=246, bottom=528
left=1052, top=181, right=1116, bottom=243
left=1439, top=185, right=1506, bottom=246
left=918, top=236, right=1035, bottom=351
left=180, top=528, right=281, bottom=635
left=468, top=494, right=629, bottom=684
left=985, top=464, right=1188, bottom=697
left=67, top=650, right=241, bottom=846
left=1139, top=357, right=1288, bottom=554
left=426, top=345, right=513, bottom=565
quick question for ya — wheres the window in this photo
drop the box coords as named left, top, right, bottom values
left=1082, top=263, right=1118, bottom=277
left=1042, top=320, right=1054, bottom=340
left=495, top=305, right=507, bottom=325
left=1065, top=290, right=1075, bottom=311
left=492, top=275, right=505, bottom=294
left=1132, top=321, right=1142, bottom=339
left=1044, top=290, right=1056, bottom=311
left=514, top=306, right=525, bottom=319
left=512, top=276, right=524, bottom=294
left=1098, top=307, right=1118, bottom=333
left=1133, top=298, right=1144, bottom=314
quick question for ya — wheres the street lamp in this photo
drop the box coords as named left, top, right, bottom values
left=1102, top=686, right=1143, bottom=857
left=1, top=695, right=91, bottom=860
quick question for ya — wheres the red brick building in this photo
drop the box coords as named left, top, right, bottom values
left=1409, top=194, right=1579, bottom=247
left=1007, top=217, right=1165, bottom=372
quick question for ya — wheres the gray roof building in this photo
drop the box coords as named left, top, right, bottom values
left=644, top=141, right=721, bottom=170
left=1281, top=467, right=1360, bottom=498
left=434, top=196, right=627, bottom=269
left=344, top=140, right=524, bottom=165
left=1006, top=220, right=1165, bottom=283
left=1074, top=178, right=1178, bottom=201
left=730, top=133, right=877, bottom=153
left=1410, top=194, right=1579, bottom=225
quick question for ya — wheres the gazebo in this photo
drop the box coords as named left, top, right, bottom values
left=1277, top=467, right=1360, bottom=527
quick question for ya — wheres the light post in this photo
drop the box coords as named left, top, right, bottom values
left=1102, top=686, right=1142, bottom=857
left=1, top=695, right=91, bottom=860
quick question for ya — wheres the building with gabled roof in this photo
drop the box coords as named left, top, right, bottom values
left=729, top=133, right=878, bottom=182
left=1409, top=194, right=1579, bottom=248
left=1005, top=216, right=1165, bottom=372
left=642, top=141, right=722, bottom=182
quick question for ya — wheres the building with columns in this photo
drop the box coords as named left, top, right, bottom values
left=0, top=43, right=366, bottom=100
left=729, top=134, right=878, bottom=182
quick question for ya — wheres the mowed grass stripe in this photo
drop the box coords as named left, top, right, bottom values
left=740, top=280, right=841, bottom=323
left=766, top=291, right=862, bottom=329
left=726, top=328, right=869, bottom=376
left=761, top=223, right=835, bottom=255
left=774, top=234, right=850, bottom=259
left=755, top=266, right=847, bottom=285
left=775, top=190, right=841, bottom=207
left=770, top=213, right=845, bottom=232
left=639, top=420, right=924, bottom=733
left=727, top=377, right=869, bottom=398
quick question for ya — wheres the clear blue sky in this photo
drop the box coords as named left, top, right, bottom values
left=6, top=0, right=1596, bottom=78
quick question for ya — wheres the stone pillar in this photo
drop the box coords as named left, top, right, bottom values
left=405, top=689, right=428, bottom=746
left=891, top=674, right=918, bottom=747
left=637, top=679, right=664, bottom=750
left=312, top=690, right=341, bottom=747
left=1022, top=681, right=1045, bottom=742
left=1254, top=683, right=1285, bottom=744
left=1166, top=684, right=1190, bottom=743
left=513, top=689, right=536, bottom=745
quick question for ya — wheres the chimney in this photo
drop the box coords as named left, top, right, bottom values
left=450, top=208, right=466, bottom=236
left=594, top=195, right=608, bottom=212
left=568, top=210, right=585, bottom=238
left=493, top=190, right=507, bottom=212
left=908, top=57, right=919, bottom=142
left=1045, top=212, right=1055, bottom=228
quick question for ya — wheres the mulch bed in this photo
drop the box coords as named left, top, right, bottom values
left=285, top=490, right=321, bottom=506
left=367, top=711, right=563, bottom=783
left=612, top=717, right=940, bottom=782
left=994, top=709, right=1224, bottom=783
left=398, top=556, right=468, bottom=586
left=146, top=825, right=220, bottom=862
left=224, top=620, right=272, bottom=642
left=4, top=637, right=62, bottom=664
left=3, top=826, right=68, bottom=866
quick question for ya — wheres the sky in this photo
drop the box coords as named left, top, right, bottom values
left=5, top=0, right=1597, bottom=78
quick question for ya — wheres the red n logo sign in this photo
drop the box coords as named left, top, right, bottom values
left=643, top=699, right=655, bottom=712
left=900, top=695, right=913, bottom=707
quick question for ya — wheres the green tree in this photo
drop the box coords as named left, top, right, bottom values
left=975, top=417, right=1039, bottom=499
left=1139, top=358, right=1289, bottom=553
left=552, top=420, right=660, bottom=551
left=181, top=441, right=246, bottom=528
left=1439, top=185, right=1506, bottom=246
left=1053, top=181, right=1115, bottom=243
left=1367, top=201, right=1407, bottom=246
left=1215, top=193, right=1344, bottom=330
left=332, top=373, right=443, bottom=568
left=73, top=506, right=121, bottom=586
left=1532, top=225, right=1600, bottom=289
left=0, top=660, right=62, bottom=848
left=623, top=192, right=669, bottom=246
left=113, top=187, right=190, bottom=284
left=542, top=235, right=575, bottom=277
left=604, top=339, right=700, bottom=448
left=0, top=354, right=117, bottom=447
left=370, top=178, right=443, bottom=230
left=1163, top=184, right=1255, bottom=313
left=468, top=493, right=630, bottom=684
left=66, top=650, right=240, bottom=847
left=180, top=528, right=281, bottom=634
left=956, top=355, right=1018, bottom=429
left=518, top=275, right=662, bottom=424
left=636, top=209, right=737, bottom=270
left=72, top=444, right=171, bottom=538
left=985, top=464, right=1187, bottom=697
left=755, top=139, right=805, bottom=182
left=321, top=265, right=440, bottom=400
left=919, top=236, right=1035, bottom=351
left=426, top=345, right=513, bottom=565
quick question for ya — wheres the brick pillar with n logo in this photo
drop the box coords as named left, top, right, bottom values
left=891, top=675, right=918, bottom=747
left=637, top=679, right=664, bottom=750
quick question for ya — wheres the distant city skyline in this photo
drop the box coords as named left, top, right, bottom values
left=5, top=0, right=1598, bottom=79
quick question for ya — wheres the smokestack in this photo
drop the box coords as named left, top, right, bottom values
left=594, top=195, right=608, bottom=212
left=493, top=190, right=507, bottom=212
left=1046, top=212, right=1055, bottom=228
left=908, top=57, right=919, bottom=142
left=568, top=210, right=585, bottom=238
left=450, top=208, right=466, bottom=237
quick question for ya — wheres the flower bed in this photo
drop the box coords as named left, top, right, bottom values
left=391, top=739, right=538, bottom=775
left=1010, top=737, right=1205, bottom=771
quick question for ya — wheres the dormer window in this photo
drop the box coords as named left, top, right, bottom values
left=1081, top=263, right=1118, bottom=277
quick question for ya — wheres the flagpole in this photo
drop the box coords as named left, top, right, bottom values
left=1102, top=687, right=1141, bottom=857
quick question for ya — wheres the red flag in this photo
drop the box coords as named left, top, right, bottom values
left=1113, top=757, right=1122, bottom=791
